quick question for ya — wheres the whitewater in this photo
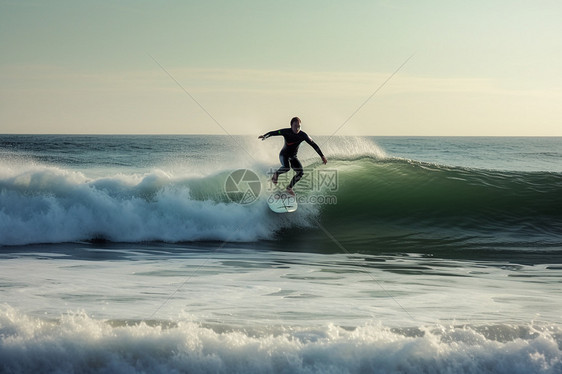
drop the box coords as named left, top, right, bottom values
left=1, top=135, right=561, bottom=373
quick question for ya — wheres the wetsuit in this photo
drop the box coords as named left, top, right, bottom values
left=262, top=128, right=325, bottom=189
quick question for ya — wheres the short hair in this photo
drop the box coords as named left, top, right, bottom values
left=290, top=117, right=301, bottom=126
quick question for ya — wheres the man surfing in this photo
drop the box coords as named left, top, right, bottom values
left=259, top=117, right=327, bottom=196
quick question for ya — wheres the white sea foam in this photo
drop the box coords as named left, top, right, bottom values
left=1, top=306, right=560, bottom=374
left=0, top=161, right=316, bottom=246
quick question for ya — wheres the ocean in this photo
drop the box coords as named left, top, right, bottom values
left=1, top=135, right=561, bottom=373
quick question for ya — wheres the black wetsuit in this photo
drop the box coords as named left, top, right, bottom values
left=262, top=128, right=325, bottom=189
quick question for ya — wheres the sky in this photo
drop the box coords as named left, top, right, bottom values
left=1, top=0, right=561, bottom=136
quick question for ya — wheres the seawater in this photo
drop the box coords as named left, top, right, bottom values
left=1, top=135, right=561, bottom=373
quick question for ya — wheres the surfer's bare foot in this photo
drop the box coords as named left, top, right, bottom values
left=286, top=187, right=295, bottom=196
left=271, top=173, right=278, bottom=185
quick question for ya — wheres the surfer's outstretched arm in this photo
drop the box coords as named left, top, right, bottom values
left=258, top=129, right=283, bottom=140
left=304, top=135, right=328, bottom=164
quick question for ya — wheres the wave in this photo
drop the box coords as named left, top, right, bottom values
left=1, top=155, right=561, bottom=249
left=1, top=306, right=560, bottom=374
left=0, top=161, right=316, bottom=246
left=288, top=156, right=561, bottom=255
left=321, top=156, right=562, bottom=232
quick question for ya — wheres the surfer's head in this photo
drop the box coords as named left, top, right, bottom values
left=290, top=117, right=301, bottom=134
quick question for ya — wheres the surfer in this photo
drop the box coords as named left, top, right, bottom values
left=259, top=117, right=327, bottom=196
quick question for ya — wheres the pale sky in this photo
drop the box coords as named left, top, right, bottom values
left=1, top=0, right=561, bottom=136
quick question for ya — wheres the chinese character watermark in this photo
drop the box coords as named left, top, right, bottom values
left=265, top=168, right=338, bottom=193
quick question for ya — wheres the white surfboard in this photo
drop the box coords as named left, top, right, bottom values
left=267, top=192, right=298, bottom=213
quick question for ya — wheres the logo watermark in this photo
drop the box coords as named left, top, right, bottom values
left=224, top=169, right=261, bottom=204
left=225, top=168, right=339, bottom=205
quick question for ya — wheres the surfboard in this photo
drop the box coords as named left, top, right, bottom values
left=267, top=192, right=298, bottom=213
